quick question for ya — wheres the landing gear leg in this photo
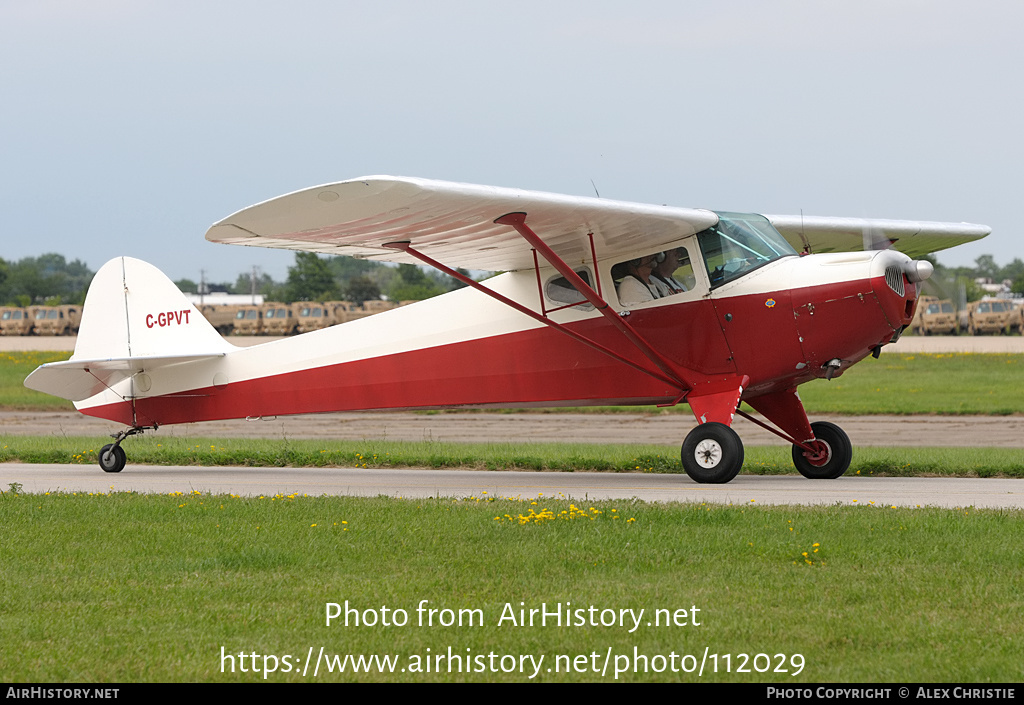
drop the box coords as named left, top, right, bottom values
left=744, top=388, right=852, bottom=480
left=681, top=422, right=744, bottom=484
left=97, top=425, right=155, bottom=473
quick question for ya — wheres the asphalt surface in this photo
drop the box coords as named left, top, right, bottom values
left=2, top=464, right=1021, bottom=509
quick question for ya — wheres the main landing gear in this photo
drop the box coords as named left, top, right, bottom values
left=97, top=426, right=153, bottom=473
left=680, top=418, right=852, bottom=484
left=680, top=422, right=744, bottom=484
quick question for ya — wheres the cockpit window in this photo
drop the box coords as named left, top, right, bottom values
left=613, top=246, right=696, bottom=307
left=545, top=268, right=595, bottom=311
left=697, top=212, right=797, bottom=289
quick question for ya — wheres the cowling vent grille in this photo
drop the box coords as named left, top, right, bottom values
left=885, top=266, right=905, bottom=297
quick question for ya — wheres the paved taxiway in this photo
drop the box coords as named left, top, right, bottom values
left=2, top=464, right=1021, bottom=509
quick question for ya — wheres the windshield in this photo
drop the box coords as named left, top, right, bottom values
left=697, top=212, right=797, bottom=288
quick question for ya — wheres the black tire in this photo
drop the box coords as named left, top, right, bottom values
left=680, top=422, right=744, bottom=484
left=792, top=421, right=851, bottom=479
left=99, top=444, right=127, bottom=473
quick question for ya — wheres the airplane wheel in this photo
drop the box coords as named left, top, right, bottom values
left=99, top=444, right=127, bottom=473
left=681, top=422, right=744, bottom=484
left=792, top=421, right=851, bottom=479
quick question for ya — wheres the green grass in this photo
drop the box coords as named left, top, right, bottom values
left=0, top=350, right=74, bottom=409
left=4, top=352, right=1023, bottom=415
left=0, top=490, right=1020, bottom=682
left=3, top=435, right=1023, bottom=477
left=798, top=353, right=1024, bottom=415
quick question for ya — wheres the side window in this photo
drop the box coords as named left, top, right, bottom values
left=545, top=268, right=595, bottom=311
left=613, top=246, right=695, bottom=307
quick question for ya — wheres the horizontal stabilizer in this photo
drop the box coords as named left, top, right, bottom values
left=24, top=353, right=226, bottom=402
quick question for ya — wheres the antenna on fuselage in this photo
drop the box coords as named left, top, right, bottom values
left=799, top=209, right=812, bottom=254
left=590, top=179, right=601, bottom=198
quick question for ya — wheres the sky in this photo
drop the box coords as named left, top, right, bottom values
left=1, top=1, right=1021, bottom=283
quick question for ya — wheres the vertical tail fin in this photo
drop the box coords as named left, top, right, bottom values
left=73, top=257, right=236, bottom=360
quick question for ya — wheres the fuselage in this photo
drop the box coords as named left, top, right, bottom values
left=75, top=245, right=919, bottom=428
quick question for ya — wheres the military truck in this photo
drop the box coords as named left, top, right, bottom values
left=294, top=302, right=335, bottom=333
left=0, top=307, right=33, bottom=335
left=198, top=304, right=240, bottom=335
left=324, top=300, right=369, bottom=324
left=962, top=299, right=1015, bottom=335
left=911, top=296, right=957, bottom=336
left=261, top=302, right=297, bottom=336
left=232, top=305, right=263, bottom=335
left=33, top=305, right=81, bottom=336
left=1010, top=300, right=1024, bottom=335
left=362, top=299, right=398, bottom=314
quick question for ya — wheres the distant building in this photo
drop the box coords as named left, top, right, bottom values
left=974, top=278, right=1012, bottom=295
left=185, top=292, right=263, bottom=306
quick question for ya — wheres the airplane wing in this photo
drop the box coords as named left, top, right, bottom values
left=206, top=176, right=990, bottom=269
left=205, top=176, right=719, bottom=271
left=766, top=215, right=990, bottom=259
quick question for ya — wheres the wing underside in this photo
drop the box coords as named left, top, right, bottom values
left=205, top=176, right=719, bottom=271
left=767, top=214, right=990, bottom=259
left=205, top=176, right=990, bottom=269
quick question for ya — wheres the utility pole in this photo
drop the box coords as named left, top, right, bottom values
left=251, top=266, right=261, bottom=305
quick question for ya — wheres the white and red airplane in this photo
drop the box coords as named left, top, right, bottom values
left=25, top=176, right=989, bottom=482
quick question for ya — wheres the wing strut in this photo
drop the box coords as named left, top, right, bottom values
left=493, top=212, right=699, bottom=390
left=382, top=241, right=685, bottom=390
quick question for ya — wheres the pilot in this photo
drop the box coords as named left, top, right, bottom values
left=616, top=254, right=660, bottom=306
left=651, top=248, right=688, bottom=297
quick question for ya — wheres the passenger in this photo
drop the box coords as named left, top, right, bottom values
left=651, top=248, right=688, bottom=297
left=616, top=255, right=660, bottom=306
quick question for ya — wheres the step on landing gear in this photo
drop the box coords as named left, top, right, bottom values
left=98, top=426, right=155, bottom=473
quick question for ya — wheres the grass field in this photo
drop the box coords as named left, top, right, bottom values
left=4, top=352, right=1024, bottom=415
left=0, top=351, right=72, bottom=409
left=1, top=489, right=1020, bottom=682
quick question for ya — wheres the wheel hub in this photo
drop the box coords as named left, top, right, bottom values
left=802, top=439, right=833, bottom=467
left=693, top=439, right=723, bottom=468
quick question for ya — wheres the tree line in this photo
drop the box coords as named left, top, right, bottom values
left=0, top=252, right=469, bottom=306
left=173, top=252, right=470, bottom=304
left=920, top=254, right=1024, bottom=302
left=1, top=251, right=1022, bottom=307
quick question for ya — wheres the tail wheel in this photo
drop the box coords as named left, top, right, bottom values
left=681, top=422, right=744, bottom=484
left=99, top=444, right=127, bottom=473
left=792, top=421, right=851, bottom=479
